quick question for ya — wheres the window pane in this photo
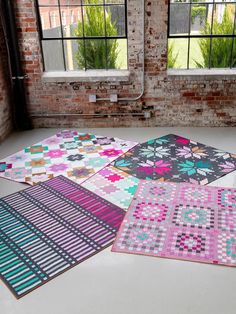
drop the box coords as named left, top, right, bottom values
left=189, top=37, right=209, bottom=69
left=82, top=5, right=105, bottom=37
left=211, top=37, right=233, bottom=68
left=106, top=5, right=126, bottom=37
left=170, top=0, right=190, bottom=3
left=39, top=7, right=62, bottom=38
left=190, top=4, right=213, bottom=36
left=64, top=40, right=84, bottom=70
left=60, top=6, right=82, bottom=37
left=232, top=38, right=236, bottom=68
left=212, top=4, right=235, bottom=35
left=42, top=40, right=64, bottom=71
left=38, top=0, right=128, bottom=71
left=82, top=0, right=103, bottom=4
left=60, top=0, right=80, bottom=5
left=84, top=39, right=107, bottom=69
left=107, top=38, right=127, bottom=69
left=38, top=0, right=58, bottom=5
left=168, top=38, right=188, bottom=69
left=105, top=0, right=125, bottom=4
left=169, top=4, right=190, bottom=36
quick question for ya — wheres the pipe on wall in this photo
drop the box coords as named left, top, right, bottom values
left=31, top=112, right=147, bottom=118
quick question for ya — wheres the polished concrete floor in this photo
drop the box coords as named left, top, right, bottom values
left=0, top=127, right=236, bottom=314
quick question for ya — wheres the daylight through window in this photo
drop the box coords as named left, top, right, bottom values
left=36, top=0, right=128, bottom=71
left=168, top=0, right=236, bottom=69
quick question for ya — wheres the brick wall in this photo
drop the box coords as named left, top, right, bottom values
left=0, top=22, right=12, bottom=142
left=14, top=0, right=236, bottom=128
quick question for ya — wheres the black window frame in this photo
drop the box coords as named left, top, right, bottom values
left=35, top=0, right=128, bottom=71
left=167, top=0, right=236, bottom=69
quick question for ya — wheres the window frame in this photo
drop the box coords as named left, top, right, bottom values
left=167, top=0, right=236, bottom=69
left=35, top=0, right=128, bottom=72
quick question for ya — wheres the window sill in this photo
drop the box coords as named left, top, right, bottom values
left=167, top=68, right=236, bottom=79
left=42, top=70, right=130, bottom=83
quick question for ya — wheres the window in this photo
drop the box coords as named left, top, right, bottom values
left=71, top=10, right=75, bottom=23
left=36, top=0, right=128, bottom=72
left=168, top=0, right=236, bottom=69
left=50, top=11, right=57, bottom=28
left=61, top=11, right=67, bottom=25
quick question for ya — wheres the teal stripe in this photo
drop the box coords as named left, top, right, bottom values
left=13, top=231, right=33, bottom=241
left=0, top=213, right=11, bottom=220
left=0, top=248, right=11, bottom=257
left=9, top=270, right=34, bottom=285
left=7, top=227, right=28, bottom=237
left=0, top=253, right=16, bottom=263
left=0, top=219, right=17, bottom=228
left=15, top=276, right=40, bottom=293
left=0, top=259, right=20, bottom=272
left=18, top=235, right=38, bottom=246
left=3, top=223, right=23, bottom=233
left=5, top=265, right=27, bottom=278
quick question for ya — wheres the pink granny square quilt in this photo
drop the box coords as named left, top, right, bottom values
left=112, top=180, right=236, bottom=267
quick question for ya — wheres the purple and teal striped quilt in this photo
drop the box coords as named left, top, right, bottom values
left=0, top=176, right=125, bottom=298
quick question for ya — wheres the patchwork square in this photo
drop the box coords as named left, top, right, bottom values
left=112, top=180, right=236, bottom=267
left=131, top=201, right=171, bottom=224
left=82, top=165, right=139, bottom=210
left=113, top=134, right=236, bottom=185
left=172, top=204, right=215, bottom=229
left=218, top=189, right=236, bottom=209
left=217, top=233, right=236, bottom=265
left=166, top=228, right=215, bottom=261
left=0, top=176, right=125, bottom=298
left=138, top=181, right=177, bottom=202
left=218, top=209, right=236, bottom=232
left=179, top=185, right=216, bottom=205
left=0, top=131, right=137, bottom=186
left=114, top=222, right=166, bottom=255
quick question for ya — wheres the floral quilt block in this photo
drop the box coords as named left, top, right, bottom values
left=113, top=134, right=236, bottom=185
left=82, top=164, right=139, bottom=210
left=112, top=180, right=236, bottom=267
left=0, top=130, right=138, bottom=186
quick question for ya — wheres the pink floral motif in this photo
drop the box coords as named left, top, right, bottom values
left=5, top=167, right=30, bottom=179
left=49, top=163, right=68, bottom=172
left=107, top=173, right=123, bottom=182
left=176, top=136, right=190, bottom=145
left=137, top=160, right=171, bottom=176
left=176, top=146, right=207, bottom=159
left=100, top=168, right=113, bottom=176
left=9, top=153, right=28, bottom=162
left=219, top=161, right=236, bottom=173
left=56, top=130, right=78, bottom=138
left=137, top=166, right=154, bottom=175
left=45, top=149, right=66, bottom=158
left=42, top=137, right=62, bottom=145
left=100, top=149, right=122, bottom=158
left=154, top=160, right=172, bottom=175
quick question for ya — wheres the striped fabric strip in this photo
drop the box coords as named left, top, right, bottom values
left=0, top=176, right=125, bottom=298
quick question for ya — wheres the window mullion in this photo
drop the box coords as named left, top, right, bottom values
left=80, top=0, right=87, bottom=70
left=230, top=4, right=236, bottom=68
left=187, top=2, right=192, bottom=69
left=103, top=1, right=108, bottom=70
left=208, top=0, right=215, bottom=69
left=57, top=0, right=66, bottom=71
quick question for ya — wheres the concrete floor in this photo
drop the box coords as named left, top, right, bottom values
left=0, top=127, right=236, bottom=314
